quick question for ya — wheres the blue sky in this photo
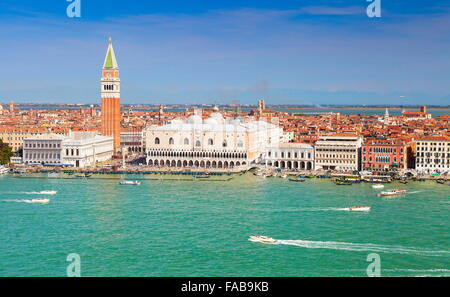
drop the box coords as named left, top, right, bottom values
left=1, top=0, right=450, bottom=105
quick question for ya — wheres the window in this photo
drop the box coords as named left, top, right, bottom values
left=237, top=141, right=243, bottom=148
left=169, top=138, right=175, bottom=145
left=155, top=138, right=160, bottom=145
left=196, top=140, right=201, bottom=147
left=184, top=138, right=189, bottom=145
left=208, top=139, right=214, bottom=146
left=222, top=140, right=227, bottom=148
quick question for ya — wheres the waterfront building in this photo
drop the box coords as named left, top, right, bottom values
left=402, top=105, right=432, bottom=121
left=263, top=143, right=314, bottom=170
left=145, top=108, right=282, bottom=169
left=362, top=139, right=407, bottom=172
left=415, top=136, right=450, bottom=173
left=121, top=129, right=144, bottom=154
left=23, top=132, right=113, bottom=167
left=314, top=135, right=363, bottom=172
left=101, top=37, right=121, bottom=151
left=0, top=129, right=66, bottom=153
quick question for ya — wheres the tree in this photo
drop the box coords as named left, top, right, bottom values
left=0, top=139, right=13, bottom=165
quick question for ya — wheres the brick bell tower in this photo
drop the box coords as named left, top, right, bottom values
left=101, top=37, right=121, bottom=151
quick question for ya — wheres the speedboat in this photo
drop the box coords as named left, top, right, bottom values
left=379, top=189, right=407, bottom=197
left=40, top=191, right=57, bottom=195
left=249, top=236, right=277, bottom=244
left=372, top=184, right=385, bottom=189
left=350, top=206, right=371, bottom=212
left=119, top=181, right=141, bottom=186
left=31, top=199, right=50, bottom=204
left=289, top=178, right=305, bottom=182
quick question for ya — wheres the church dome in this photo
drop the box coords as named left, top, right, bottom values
left=210, top=112, right=225, bottom=124
left=204, top=118, right=218, bottom=125
left=187, top=114, right=203, bottom=124
left=170, top=118, right=184, bottom=125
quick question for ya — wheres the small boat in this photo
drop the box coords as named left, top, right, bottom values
left=119, top=181, right=141, bottom=186
left=436, top=179, right=446, bottom=185
left=280, top=174, right=288, bottom=179
left=40, top=191, right=58, bottom=195
left=379, top=189, right=407, bottom=197
left=399, top=180, right=408, bottom=184
left=350, top=206, right=371, bottom=212
left=31, top=199, right=50, bottom=204
left=194, top=175, right=211, bottom=179
left=0, top=166, right=9, bottom=175
left=289, top=178, right=305, bottom=183
left=75, top=173, right=92, bottom=178
left=372, top=184, right=385, bottom=189
left=336, top=181, right=352, bottom=186
left=249, top=236, right=277, bottom=244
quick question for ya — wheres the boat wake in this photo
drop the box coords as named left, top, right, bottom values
left=283, top=207, right=352, bottom=212
left=274, top=239, right=450, bottom=256
left=407, top=191, right=421, bottom=194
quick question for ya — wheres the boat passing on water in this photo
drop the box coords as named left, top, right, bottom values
left=379, top=189, right=407, bottom=197
left=249, top=236, right=277, bottom=244
left=335, top=181, right=352, bottom=186
left=372, top=184, right=385, bottom=189
left=349, top=206, right=371, bottom=212
left=119, top=181, right=141, bottom=186
left=31, top=199, right=50, bottom=204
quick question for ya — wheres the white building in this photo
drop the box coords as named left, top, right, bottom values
left=263, top=143, right=314, bottom=170
left=415, top=136, right=450, bottom=174
left=145, top=109, right=282, bottom=169
left=314, top=135, right=363, bottom=172
left=23, top=132, right=113, bottom=167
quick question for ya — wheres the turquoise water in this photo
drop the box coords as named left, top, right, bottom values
left=0, top=174, right=449, bottom=277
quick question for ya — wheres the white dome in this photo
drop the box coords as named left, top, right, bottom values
left=171, top=118, right=184, bottom=125
left=210, top=112, right=225, bottom=124
left=187, top=114, right=203, bottom=124
left=204, top=118, right=218, bottom=125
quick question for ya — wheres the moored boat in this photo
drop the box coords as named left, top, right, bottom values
left=0, top=165, right=10, bottom=175
left=372, top=184, right=385, bottom=189
left=289, top=178, right=305, bottom=183
left=119, top=181, right=141, bottom=186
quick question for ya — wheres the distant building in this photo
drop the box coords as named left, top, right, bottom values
left=263, top=143, right=314, bottom=170
left=314, top=135, right=363, bottom=171
left=0, top=130, right=66, bottom=153
left=145, top=108, right=282, bottom=169
left=415, top=136, right=450, bottom=173
left=402, top=105, right=432, bottom=121
left=101, top=37, right=121, bottom=151
left=23, top=132, right=113, bottom=167
left=362, top=139, right=407, bottom=172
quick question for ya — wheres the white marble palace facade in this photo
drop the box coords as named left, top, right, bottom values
left=145, top=110, right=282, bottom=169
left=263, top=143, right=315, bottom=170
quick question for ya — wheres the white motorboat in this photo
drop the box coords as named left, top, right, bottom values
left=249, top=236, right=277, bottom=244
left=379, top=189, right=407, bottom=197
left=119, top=181, right=141, bottom=186
left=372, top=184, right=385, bottom=189
left=40, top=191, right=57, bottom=195
left=349, top=206, right=371, bottom=212
left=31, top=199, right=50, bottom=204
left=0, top=165, right=9, bottom=175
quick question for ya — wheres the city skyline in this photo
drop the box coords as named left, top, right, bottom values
left=1, top=0, right=450, bottom=105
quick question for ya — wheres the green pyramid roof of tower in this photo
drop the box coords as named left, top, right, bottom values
left=103, top=37, right=119, bottom=69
